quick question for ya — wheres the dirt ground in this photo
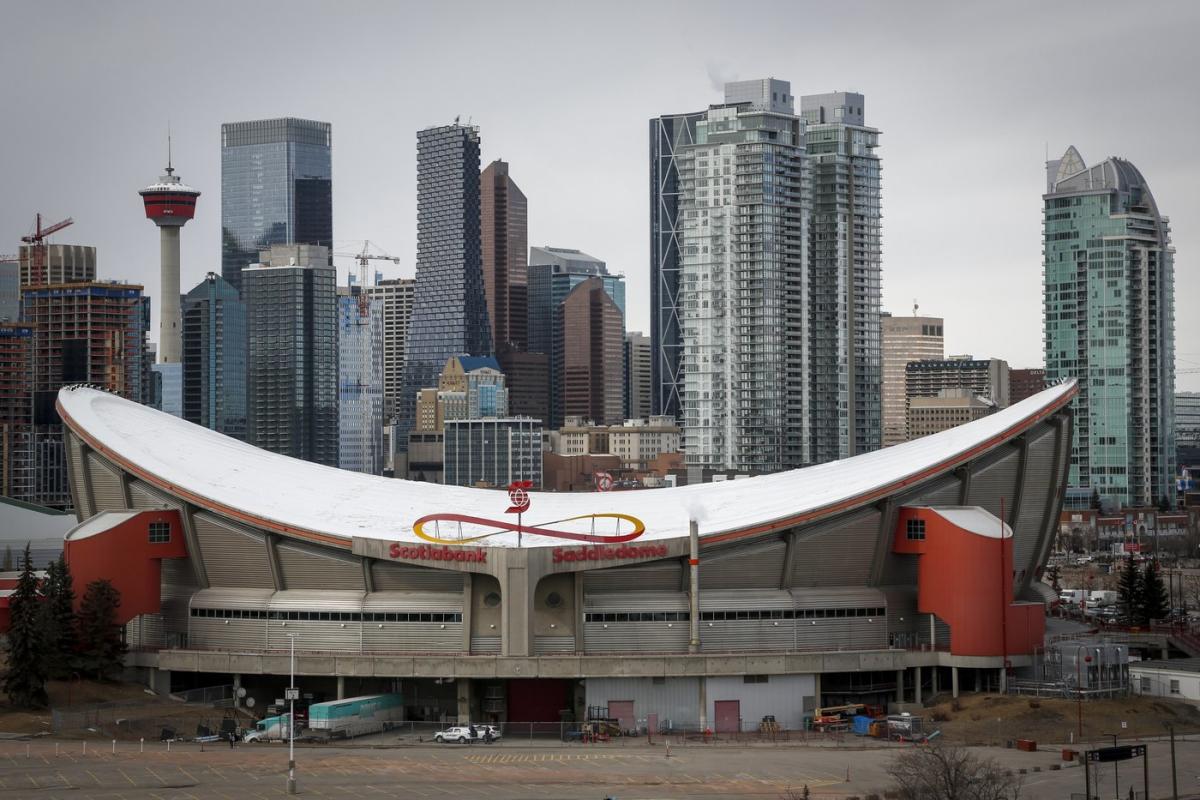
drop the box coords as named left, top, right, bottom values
left=0, top=680, right=256, bottom=739
left=928, top=691, right=1200, bottom=745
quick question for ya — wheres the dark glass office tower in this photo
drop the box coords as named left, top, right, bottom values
left=244, top=245, right=338, bottom=466
left=221, top=118, right=332, bottom=294
left=649, top=110, right=703, bottom=421
left=182, top=272, right=246, bottom=439
left=396, top=123, right=490, bottom=451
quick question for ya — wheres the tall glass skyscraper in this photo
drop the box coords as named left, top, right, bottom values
left=338, top=294, right=384, bottom=474
left=801, top=92, right=883, bottom=462
left=221, top=118, right=332, bottom=294
left=527, top=246, right=624, bottom=429
left=1044, top=146, right=1176, bottom=508
left=649, top=109, right=704, bottom=421
left=396, top=123, right=490, bottom=451
left=182, top=272, right=246, bottom=439
left=676, top=79, right=810, bottom=472
left=244, top=245, right=338, bottom=467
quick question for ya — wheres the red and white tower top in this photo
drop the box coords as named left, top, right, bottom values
left=139, top=161, right=200, bottom=225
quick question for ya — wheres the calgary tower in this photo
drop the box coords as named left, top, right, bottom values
left=139, top=145, right=199, bottom=364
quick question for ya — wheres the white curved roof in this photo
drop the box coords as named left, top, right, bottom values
left=57, top=381, right=1075, bottom=550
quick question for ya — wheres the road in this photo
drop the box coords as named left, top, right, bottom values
left=0, top=737, right=1196, bottom=799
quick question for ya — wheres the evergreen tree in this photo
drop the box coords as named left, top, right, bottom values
left=1158, top=494, right=1171, bottom=513
left=1047, top=565, right=1063, bottom=594
left=1117, top=555, right=1142, bottom=623
left=2, top=545, right=49, bottom=707
left=1090, top=488, right=1102, bottom=510
left=1141, top=560, right=1170, bottom=623
left=39, top=556, right=77, bottom=679
left=76, top=579, right=126, bottom=681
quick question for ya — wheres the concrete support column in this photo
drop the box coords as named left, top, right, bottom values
left=158, top=225, right=182, bottom=363
left=336, top=676, right=345, bottom=700
left=698, top=675, right=708, bottom=733
left=813, top=673, right=822, bottom=713
left=951, top=666, right=959, bottom=699
left=896, top=668, right=904, bottom=705
left=688, top=520, right=700, bottom=654
left=233, top=673, right=242, bottom=708
left=914, top=666, right=922, bottom=705
left=998, top=667, right=1007, bottom=694
left=932, top=667, right=939, bottom=697
left=501, top=552, right=532, bottom=657
left=153, top=669, right=171, bottom=696
left=457, top=679, right=473, bottom=724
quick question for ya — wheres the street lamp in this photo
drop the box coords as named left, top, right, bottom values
left=287, top=633, right=297, bottom=795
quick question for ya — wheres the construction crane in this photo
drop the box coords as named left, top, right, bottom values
left=330, top=241, right=400, bottom=315
left=20, top=213, right=74, bottom=285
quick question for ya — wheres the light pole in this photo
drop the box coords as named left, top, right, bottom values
left=287, top=633, right=297, bottom=795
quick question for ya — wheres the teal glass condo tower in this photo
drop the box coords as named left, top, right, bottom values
left=1043, top=146, right=1176, bottom=508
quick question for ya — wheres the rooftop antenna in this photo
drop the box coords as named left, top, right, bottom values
left=913, top=298, right=919, bottom=317
left=166, top=121, right=174, bottom=176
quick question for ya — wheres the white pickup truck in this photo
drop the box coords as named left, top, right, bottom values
left=433, top=725, right=500, bottom=744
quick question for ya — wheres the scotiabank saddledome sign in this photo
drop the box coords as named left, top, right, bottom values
left=390, top=483, right=658, bottom=564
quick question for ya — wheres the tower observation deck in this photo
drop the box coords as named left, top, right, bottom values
left=139, top=162, right=199, bottom=364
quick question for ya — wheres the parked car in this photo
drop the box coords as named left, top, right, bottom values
left=433, top=725, right=501, bottom=744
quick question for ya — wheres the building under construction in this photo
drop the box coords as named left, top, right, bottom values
left=16, top=282, right=148, bottom=507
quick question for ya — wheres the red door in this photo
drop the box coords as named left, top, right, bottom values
left=608, top=700, right=635, bottom=734
left=714, top=700, right=740, bottom=734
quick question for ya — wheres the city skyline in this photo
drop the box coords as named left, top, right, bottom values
left=3, top=2, right=1197, bottom=390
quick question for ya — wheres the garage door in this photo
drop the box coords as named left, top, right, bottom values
left=608, top=700, right=635, bottom=735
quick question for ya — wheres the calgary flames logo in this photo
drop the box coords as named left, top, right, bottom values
left=412, top=479, right=645, bottom=546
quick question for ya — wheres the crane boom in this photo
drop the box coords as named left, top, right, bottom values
left=20, top=213, right=75, bottom=285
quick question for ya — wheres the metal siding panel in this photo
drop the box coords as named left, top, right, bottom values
left=193, top=617, right=269, bottom=650
left=967, top=446, right=1020, bottom=515
left=584, top=560, right=682, bottom=593
left=585, top=677, right=702, bottom=730
left=128, top=480, right=174, bottom=510
left=584, top=592, right=688, bottom=611
left=881, top=586, right=920, bottom=645
left=789, top=587, right=887, bottom=608
left=534, top=635, right=576, bottom=654
left=705, top=674, right=815, bottom=731
left=191, top=588, right=274, bottom=609
left=86, top=452, right=125, bottom=512
left=699, top=540, right=786, bottom=590
left=903, top=476, right=963, bottom=507
left=67, top=437, right=92, bottom=519
left=787, top=509, right=880, bottom=587
left=363, top=591, right=464, bottom=612
left=703, top=620, right=794, bottom=652
left=192, top=513, right=274, bottom=589
left=471, top=635, right=501, bottom=654
left=276, top=541, right=364, bottom=591
left=269, top=620, right=362, bottom=652
left=583, top=622, right=688, bottom=653
left=1014, top=429, right=1055, bottom=578
left=361, top=624, right=463, bottom=653
left=370, top=561, right=465, bottom=592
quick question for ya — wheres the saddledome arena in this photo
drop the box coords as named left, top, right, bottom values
left=55, top=382, right=1076, bottom=732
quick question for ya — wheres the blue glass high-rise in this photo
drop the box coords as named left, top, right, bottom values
left=182, top=272, right=246, bottom=439
left=221, top=118, right=332, bottom=294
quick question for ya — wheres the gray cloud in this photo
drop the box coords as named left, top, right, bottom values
left=1, top=0, right=1197, bottom=388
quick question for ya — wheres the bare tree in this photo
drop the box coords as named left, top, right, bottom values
left=887, top=744, right=1022, bottom=800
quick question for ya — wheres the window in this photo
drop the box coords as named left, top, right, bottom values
left=1139, top=677, right=1150, bottom=692
left=743, top=674, right=769, bottom=684
left=148, top=521, right=170, bottom=544
left=906, top=519, right=926, bottom=541
left=1170, top=679, right=1180, bottom=695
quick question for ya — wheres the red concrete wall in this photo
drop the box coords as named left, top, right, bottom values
left=895, top=507, right=1044, bottom=657
left=64, top=510, right=187, bottom=626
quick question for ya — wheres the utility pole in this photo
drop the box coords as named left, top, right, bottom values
left=287, top=634, right=297, bottom=795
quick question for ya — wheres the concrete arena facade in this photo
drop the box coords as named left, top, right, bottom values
left=56, top=383, right=1076, bottom=729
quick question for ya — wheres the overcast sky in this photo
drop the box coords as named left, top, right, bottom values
left=2, top=0, right=1197, bottom=389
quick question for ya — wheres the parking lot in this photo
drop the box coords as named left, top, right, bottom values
left=0, top=736, right=1196, bottom=799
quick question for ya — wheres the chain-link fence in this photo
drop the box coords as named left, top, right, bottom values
left=51, top=685, right=237, bottom=741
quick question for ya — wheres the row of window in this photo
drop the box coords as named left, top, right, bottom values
left=583, top=607, right=887, bottom=623
left=190, top=608, right=462, bottom=623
